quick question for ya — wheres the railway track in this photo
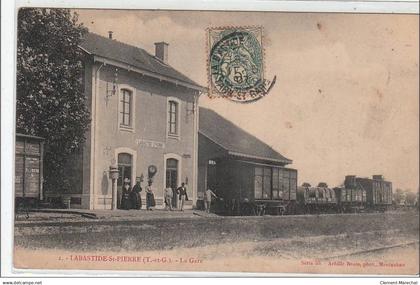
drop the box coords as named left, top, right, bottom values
left=321, top=241, right=419, bottom=260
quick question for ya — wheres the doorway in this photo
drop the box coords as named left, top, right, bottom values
left=166, top=158, right=178, bottom=208
left=117, top=153, right=132, bottom=209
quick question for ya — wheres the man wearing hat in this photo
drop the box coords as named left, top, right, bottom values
left=177, top=183, right=188, bottom=211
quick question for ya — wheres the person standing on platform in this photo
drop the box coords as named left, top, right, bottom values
left=131, top=178, right=142, bottom=210
left=172, top=187, right=179, bottom=210
left=121, top=178, right=132, bottom=210
left=164, top=187, right=173, bottom=211
left=145, top=180, right=156, bottom=211
left=177, top=183, right=188, bottom=211
left=205, top=187, right=217, bottom=213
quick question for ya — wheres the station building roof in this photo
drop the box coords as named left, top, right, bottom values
left=79, top=32, right=204, bottom=91
left=199, top=107, right=292, bottom=165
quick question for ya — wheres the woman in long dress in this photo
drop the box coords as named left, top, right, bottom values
left=131, top=178, right=142, bottom=210
left=145, top=180, right=156, bottom=210
left=121, top=178, right=132, bottom=210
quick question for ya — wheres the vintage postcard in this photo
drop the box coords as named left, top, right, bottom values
left=12, top=8, right=419, bottom=275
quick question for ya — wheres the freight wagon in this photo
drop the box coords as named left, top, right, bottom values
left=356, top=175, right=392, bottom=211
left=15, top=134, right=44, bottom=208
left=296, top=183, right=338, bottom=214
left=333, top=175, right=368, bottom=212
left=209, top=159, right=297, bottom=215
left=296, top=175, right=392, bottom=214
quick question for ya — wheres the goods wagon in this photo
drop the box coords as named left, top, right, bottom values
left=332, top=175, right=368, bottom=212
left=334, top=187, right=367, bottom=212
left=356, top=175, right=392, bottom=211
left=15, top=134, right=44, bottom=208
left=209, top=159, right=297, bottom=215
left=253, top=166, right=297, bottom=215
left=295, top=175, right=391, bottom=214
left=296, top=182, right=338, bottom=213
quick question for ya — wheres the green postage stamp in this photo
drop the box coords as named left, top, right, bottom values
left=207, top=26, right=276, bottom=103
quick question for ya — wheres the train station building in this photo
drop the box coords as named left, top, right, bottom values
left=43, top=32, right=204, bottom=209
left=42, top=32, right=296, bottom=210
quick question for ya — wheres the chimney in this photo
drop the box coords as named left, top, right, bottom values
left=154, top=42, right=169, bottom=63
left=108, top=31, right=113, bottom=40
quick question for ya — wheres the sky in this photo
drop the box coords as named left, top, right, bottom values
left=76, top=10, right=419, bottom=191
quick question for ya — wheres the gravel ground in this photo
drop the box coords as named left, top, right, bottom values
left=13, top=210, right=419, bottom=274
left=15, top=211, right=419, bottom=252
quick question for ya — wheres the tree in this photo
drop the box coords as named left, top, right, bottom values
left=404, top=190, right=417, bottom=206
left=393, top=188, right=405, bottom=205
left=16, top=8, right=90, bottom=194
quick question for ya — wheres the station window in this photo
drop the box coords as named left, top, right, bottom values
left=168, top=100, right=179, bottom=136
left=119, top=89, right=132, bottom=127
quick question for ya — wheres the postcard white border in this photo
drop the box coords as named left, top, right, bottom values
left=1, top=0, right=419, bottom=279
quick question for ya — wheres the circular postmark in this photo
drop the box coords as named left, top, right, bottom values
left=209, top=27, right=275, bottom=103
